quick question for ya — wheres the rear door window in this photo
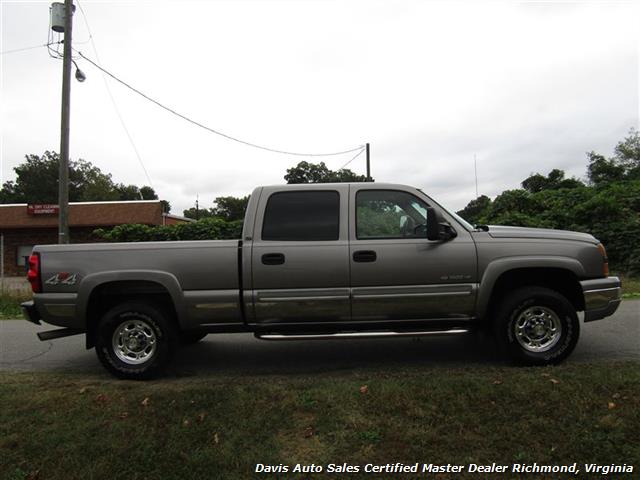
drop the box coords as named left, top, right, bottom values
left=262, top=191, right=340, bottom=241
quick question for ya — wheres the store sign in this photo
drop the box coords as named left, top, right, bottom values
left=27, top=204, right=59, bottom=215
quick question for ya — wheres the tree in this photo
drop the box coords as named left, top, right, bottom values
left=456, top=195, right=492, bottom=224
left=1, top=151, right=63, bottom=203
left=182, top=206, right=215, bottom=220
left=0, top=151, right=170, bottom=211
left=489, top=189, right=540, bottom=217
left=284, top=161, right=368, bottom=184
left=613, top=128, right=640, bottom=179
left=183, top=195, right=249, bottom=221
left=586, top=152, right=626, bottom=185
left=520, top=173, right=549, bottom=193
left=586, top=129, right=640, bottom=184
left=211, top=195, right=250, bottom=221
left=521, top=169, right=583, bottom=193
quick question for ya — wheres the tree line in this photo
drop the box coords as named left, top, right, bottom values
left=0, top=151, right=170, bottom=212
left=456, top=129, right=639, bottom=275
left=4, top=131, right=638, bottom=274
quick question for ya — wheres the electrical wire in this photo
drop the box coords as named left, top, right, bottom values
left=75, top=51, right=364, bottom=157
left=75, top=0, right=154, bottom=192
left=339, top=146, right=366, bottom=170
left=47, top=12, right=64, bottom=59
left=0, top=43, right=60, bottom=55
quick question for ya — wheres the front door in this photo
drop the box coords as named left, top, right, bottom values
left=349, top=186, right=478, bottom=322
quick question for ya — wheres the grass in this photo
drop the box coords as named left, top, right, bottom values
left=0, top=294, right=29, bottom=319
left=620, top=275, right=640, bottom=298
left=1, top=363, right=639, bottom=480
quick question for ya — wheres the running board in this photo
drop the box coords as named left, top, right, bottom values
left=255, top=329, right=470, bottom=341
left=37, top=328, right=83, bottom=341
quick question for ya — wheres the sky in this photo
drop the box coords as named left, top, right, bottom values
left=1, top=0, right=638, bottom=216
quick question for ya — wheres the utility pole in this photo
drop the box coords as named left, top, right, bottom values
left=365, top=143, right=371, bottom=181
left=58, top=0, right=74, bottom=244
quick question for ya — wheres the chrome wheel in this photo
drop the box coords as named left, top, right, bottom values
left=514, top=306, right=562, bottom=353
left=112, top=318, right=157, bottom=365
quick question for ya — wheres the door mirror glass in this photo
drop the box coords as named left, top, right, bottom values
left=426, top=207, right=457, bottom=241
left=426, top=207, right=440, bottom=240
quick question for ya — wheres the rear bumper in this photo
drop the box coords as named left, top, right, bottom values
left=581, top=276, right=622, bottom=322
left=21, top=300, right=42, bottom=325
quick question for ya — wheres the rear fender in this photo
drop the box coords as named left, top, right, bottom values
left=77, top=270, right=186, bottom=327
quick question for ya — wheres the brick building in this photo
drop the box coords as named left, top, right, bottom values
left=0, top=200, right=191, bottom=277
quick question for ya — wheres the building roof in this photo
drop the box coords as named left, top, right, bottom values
left=0, top=200, right=166, bottom=229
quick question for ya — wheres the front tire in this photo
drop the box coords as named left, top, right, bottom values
left=493, top=287, right=579, bottom=365
left=95, top=302, right=177, bottom=380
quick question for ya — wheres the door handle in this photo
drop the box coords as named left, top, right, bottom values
left=262, top=253, right=285, bottom=265
left=353, top=250, right=377, bottom=262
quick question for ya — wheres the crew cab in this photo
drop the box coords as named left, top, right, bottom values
left=22, top=183, right=622, bottom=379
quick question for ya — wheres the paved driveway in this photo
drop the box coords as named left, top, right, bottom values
left=1, top=300, right=637, bottom=376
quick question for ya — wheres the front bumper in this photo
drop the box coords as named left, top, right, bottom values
left=21, top=300, right=42, bottom=325
left=581, top=276, right=622, bottom=322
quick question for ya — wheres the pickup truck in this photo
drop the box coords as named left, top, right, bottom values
left=22, top=183, right=622, bottom=379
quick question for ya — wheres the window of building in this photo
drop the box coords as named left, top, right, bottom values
left=262, top=191, right=340, bottom=241
left=17, top=245, right=34, bottom=269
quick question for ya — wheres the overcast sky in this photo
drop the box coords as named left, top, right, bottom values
left=1, top=0, right=638, bottom=215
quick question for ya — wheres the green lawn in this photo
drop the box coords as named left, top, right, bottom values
left=620, top=275, right=640, bottom=298
left=1, top=363, right=638, bottom=480
left=0, top=294, right=29, bottom=319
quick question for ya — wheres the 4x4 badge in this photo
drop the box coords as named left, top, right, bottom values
left=45, top=272, right=78, bottom=285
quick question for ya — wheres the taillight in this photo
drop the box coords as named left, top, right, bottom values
left=597, top=243, right=609, bottom=277
left=27, top=252, right=42, bottom=293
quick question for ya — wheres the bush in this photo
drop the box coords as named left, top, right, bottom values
left=93, top=218, right=243, bottom=243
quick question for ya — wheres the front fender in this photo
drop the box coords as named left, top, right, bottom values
left=476, top=256, right=585, bottom=319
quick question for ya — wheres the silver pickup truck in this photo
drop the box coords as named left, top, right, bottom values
left=22, top=183, right=622, bottom=379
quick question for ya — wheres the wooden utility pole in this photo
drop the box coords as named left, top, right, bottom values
left=58, top=0, right=74, bottom=244
left=365, top=143, right=371, bottom=181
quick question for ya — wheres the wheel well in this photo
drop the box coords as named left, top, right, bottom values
left=485, top=268, right=584, bottom=317
left=85, top=280, right=179, bottom=348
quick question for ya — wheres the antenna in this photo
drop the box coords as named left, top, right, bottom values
left=474, top=153, right=479, bottom=198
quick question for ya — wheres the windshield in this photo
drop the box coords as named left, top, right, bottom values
left=417, top=189, right=475, bottom=231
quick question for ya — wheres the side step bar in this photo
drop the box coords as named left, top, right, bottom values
left=37, top=328, right=84, bottom=341
left=255, top=329, right=469, bottom=341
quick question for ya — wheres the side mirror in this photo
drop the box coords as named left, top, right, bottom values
left=426, top=207, right=456, bottom=241
left=426, top=207, right=440, bottom=240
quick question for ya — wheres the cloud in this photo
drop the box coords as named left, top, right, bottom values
left=1, top=0, right=638, bottom=216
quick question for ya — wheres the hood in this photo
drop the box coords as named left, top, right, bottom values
left=486, top=225, right=598, bottom=244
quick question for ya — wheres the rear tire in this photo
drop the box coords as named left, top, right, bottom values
left=493, top=287, right=579, bottom=365
left=95, top=302, right=177, bottom=380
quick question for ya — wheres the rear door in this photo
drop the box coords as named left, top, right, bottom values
left=250, top=185, right=350, bottom=325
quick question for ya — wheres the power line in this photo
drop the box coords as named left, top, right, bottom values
left=339, top=146, right=366, bottom=170
left=75, top=0, right=154, bottom=191
left=75, top=51, right=364, bottom=157
left=1, top=42, right=60, bottom=55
